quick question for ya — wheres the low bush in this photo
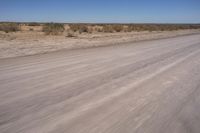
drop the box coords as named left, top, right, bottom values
left=95, top=27, right=103, bottom=32
left=126, top=24, right=196, bottom=32
left=69, top=24, right=89, bottom=33
left=102, top=25, right=125, bottom=33
left=42, top=23, right=65, bottom=35
left=112, top=25, right=124, bottom=32
left=29, top=28, right=34, bottom=31
left=27, top=22, right=40, bottom=26
left=0, top=23, right=20, bottom=33
left=66, top=32, right=76, bottom=37
left=102, top=25, right=114, bottom=33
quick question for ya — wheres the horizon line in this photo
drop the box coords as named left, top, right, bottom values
left=0, top=21, right=200, bottom=25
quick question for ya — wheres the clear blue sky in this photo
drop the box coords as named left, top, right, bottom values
left=0, top=0, right=200, bottom=23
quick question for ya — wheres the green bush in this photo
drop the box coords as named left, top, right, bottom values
left=0, top=23, right=20, bottom=33
left=42, top=23, right=65, bottom=35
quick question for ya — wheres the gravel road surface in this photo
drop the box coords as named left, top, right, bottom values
left=0, top=34, right=200, bottom=133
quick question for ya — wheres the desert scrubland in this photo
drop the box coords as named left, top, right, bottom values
left=0, top=23, right=200, bottom=58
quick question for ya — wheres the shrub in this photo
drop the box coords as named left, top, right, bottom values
left=79, top=25, right=89, bottom=33
left=66, top=32, right=76, bottom=37
left=69, top=24, right=79, bottom=32
left=42, top=23, right=65, bottom=35
left=102, top=25, right=125, bottom=33
left=112, top=25, right=124, bottom=32
left=27, top=22, right=40, bottom=26
left=127, top=25, right=134, bottom=32
left=96, top=27, right=103, bottom=32
left=0, top=23, right=20, bottom=33
left=69, top=24, right=89, bottom=33
left=92, top=27, right=103, bottom=32
left=29, top=28, right=34, bottom=31
left=102, top=25, right=114, bottom=33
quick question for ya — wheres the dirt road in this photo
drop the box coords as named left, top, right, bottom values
left=0, top=34, right=200, bottom=133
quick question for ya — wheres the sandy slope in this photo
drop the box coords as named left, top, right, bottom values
left=0, top=29, right=200, bottom=59
left=0, top=34, right=200, bottom=133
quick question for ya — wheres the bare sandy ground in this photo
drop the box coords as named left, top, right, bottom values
left=0, top=29, right=200, bottom=59
left=0, top=34, right=200, bottom=133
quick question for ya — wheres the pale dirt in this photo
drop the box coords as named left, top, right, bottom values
left=0, top=34, right=200, bottom=133
left=0, top=29, right=200, bottom=59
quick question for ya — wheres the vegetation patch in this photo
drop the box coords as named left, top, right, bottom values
left=42, top=23, right=65, bottom=35
left=0, top=23, right=20, bottom=33
left=27, top=22, right=41, bottom=26
left=69, top=24, right=89, bottom=33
